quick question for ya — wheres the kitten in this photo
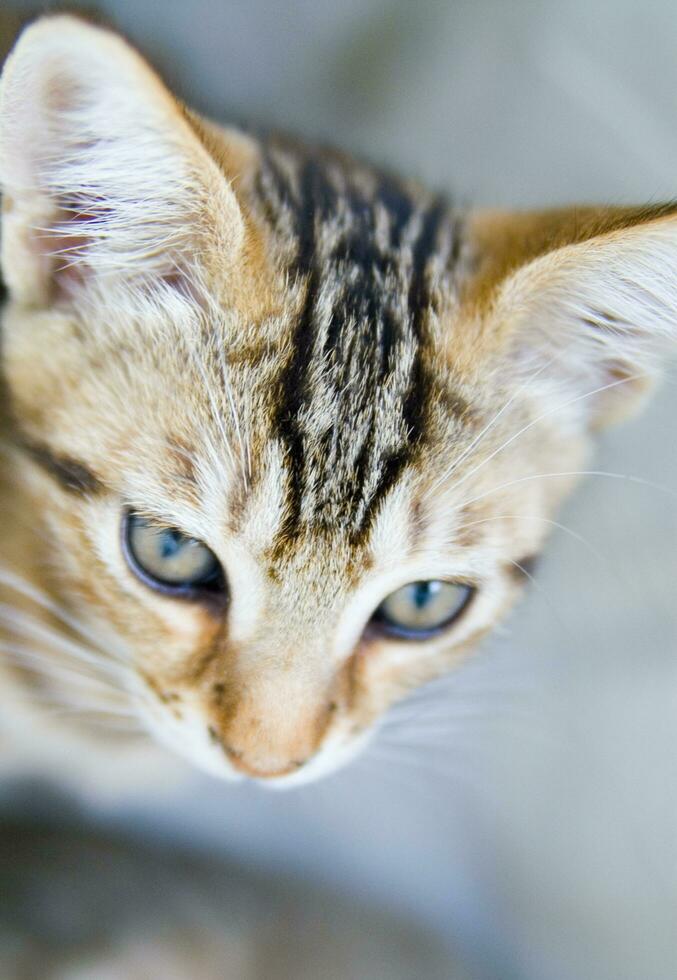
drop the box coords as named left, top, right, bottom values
left=0, top=14, right=674, bottom=790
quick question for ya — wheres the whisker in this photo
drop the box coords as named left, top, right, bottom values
left=0, top=642, right=128, bottom=698
left=39, top=706, right=143, bottom=734
left=431, top=354, right=561, bottom=492
left=0, top=567, right=129, bottom=666
left=507, top=555, right=597, bottom=648
left=364, top=744, right=492, bottom=797
left=383, top=699, right=538, bottom=731
left=43, top=702, right=140, bottom=723
left=452, top=468, right=677, bottom=515
left=443, top=513, right=606, bottom=563
left=0, top=604, right=129, bottom=684
left=441, top=372, right=644, bottom=496
left=32, top=692, right=138, bottom=722
left=383, top=690, right=534, bottom=729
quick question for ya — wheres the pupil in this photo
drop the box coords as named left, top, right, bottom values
left=412, top=581, right=436, bottom=609
left=160, top=529, right=184, bottom=560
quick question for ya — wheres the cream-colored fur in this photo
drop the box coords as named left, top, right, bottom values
left=0, top=15, right=675, bottom=792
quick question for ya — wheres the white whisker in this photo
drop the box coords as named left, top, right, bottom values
left=0, top=642, right=127, bottom=698
left=0, top=603, right=129, bottom=684
left=453, top=468, right=677, bottom=514
left=431, top=354, right=561, bottom=493
left=445, top=514, right=606, bottom=563
left=0, top=567, right=129, bottom=666
left=43, top=703, right=140, bottom=725
left=441, top=372, right=643, bottom=497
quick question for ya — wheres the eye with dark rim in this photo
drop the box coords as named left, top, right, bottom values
left=122, top=511, right=226, bottom=602
left=370, top=580, right=475, bottom=640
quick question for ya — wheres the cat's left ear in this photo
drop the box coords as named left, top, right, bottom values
left=0, top=15, right=245, bottom=305
left=465, top=206, right=677, bottom=428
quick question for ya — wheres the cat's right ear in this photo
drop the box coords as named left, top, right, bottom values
left=0, top=15, right=245, bottom=306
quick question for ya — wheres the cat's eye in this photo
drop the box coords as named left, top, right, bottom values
left=123, top=512, right=225, bottom=598
left=371, top=580, right=474, bottom=639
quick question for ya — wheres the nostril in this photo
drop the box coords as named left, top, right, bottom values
left=208, top=728, right=245, bottom=761
left=292, top=758, right=307, bottom=769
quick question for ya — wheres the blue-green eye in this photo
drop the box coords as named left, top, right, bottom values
left=123, top=512, right=225, bottom=598
left=372, top=580, right=474, bottom=639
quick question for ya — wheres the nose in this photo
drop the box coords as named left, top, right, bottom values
left=208, top=693, right=337, bottom=780
left=220, top=741, right=309, bottom=779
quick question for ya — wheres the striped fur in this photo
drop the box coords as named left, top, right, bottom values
left=0, top=16, right=676, bottom=790
left=255, top=142, right=464, bottom=542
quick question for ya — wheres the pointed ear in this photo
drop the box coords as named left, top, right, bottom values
left=0, top=15, right=244, bottom=305
left=466, top=206, right=677, bottom=428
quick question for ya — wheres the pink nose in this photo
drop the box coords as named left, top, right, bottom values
left=208, top=695, right=338, bottom=780
left=221, top=743, right=309, bottom=779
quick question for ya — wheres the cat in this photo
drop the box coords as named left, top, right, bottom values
left=0, top=13, right=674, bottom=791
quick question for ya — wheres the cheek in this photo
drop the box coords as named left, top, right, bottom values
left=349, top=638, right=444, bottom=724
left=352, top=618, right=506, bottom=726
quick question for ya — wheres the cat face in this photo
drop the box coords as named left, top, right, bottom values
left=1, top=16, right=675, bottom=785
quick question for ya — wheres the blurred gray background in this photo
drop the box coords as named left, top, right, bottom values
left=4, top=2, right=677, bottom=979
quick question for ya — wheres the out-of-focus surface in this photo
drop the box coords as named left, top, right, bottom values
left=0, top=814, right=460, bottom=980
left=2, top=3, right=677, bottom=979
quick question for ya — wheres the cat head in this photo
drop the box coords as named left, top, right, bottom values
left=1, top=16, right=675, bottom=785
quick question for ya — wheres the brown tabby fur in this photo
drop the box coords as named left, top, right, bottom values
left=0, top=15, right=675, bottom=788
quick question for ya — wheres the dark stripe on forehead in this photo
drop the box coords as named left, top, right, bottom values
left=360, top=195, right=450, bottom=527
left=273, top=159, right=327, bottom=539
left=259, top=144, right=464, bottom=549
left=409, top=196, right=448, bottom=313
left=406, top=194, right=450, bottom=433
left=376, top=173, right=415, bottom=248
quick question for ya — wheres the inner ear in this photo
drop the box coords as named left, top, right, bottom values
left=463, top=203, right=677, bottom=309
left=39, top=194, right=110, bottom=298
left=463, top=207, right=677, bottom=430
left=0, top=14, right=245, bottom=305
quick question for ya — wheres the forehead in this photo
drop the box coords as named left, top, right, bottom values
left=238, top=142, right=469, bottom=549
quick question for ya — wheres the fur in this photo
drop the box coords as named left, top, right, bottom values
left=0, top=15, right=675, bottom=789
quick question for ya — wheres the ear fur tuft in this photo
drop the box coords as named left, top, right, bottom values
left=467, top=208, right=677, bottom=428
left=0, top=15, right=244, bottom=304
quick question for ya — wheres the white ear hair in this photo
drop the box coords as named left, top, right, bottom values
left=0, top=15, right=243, bottom=304
left=494, top=216, right=677, bottom=427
